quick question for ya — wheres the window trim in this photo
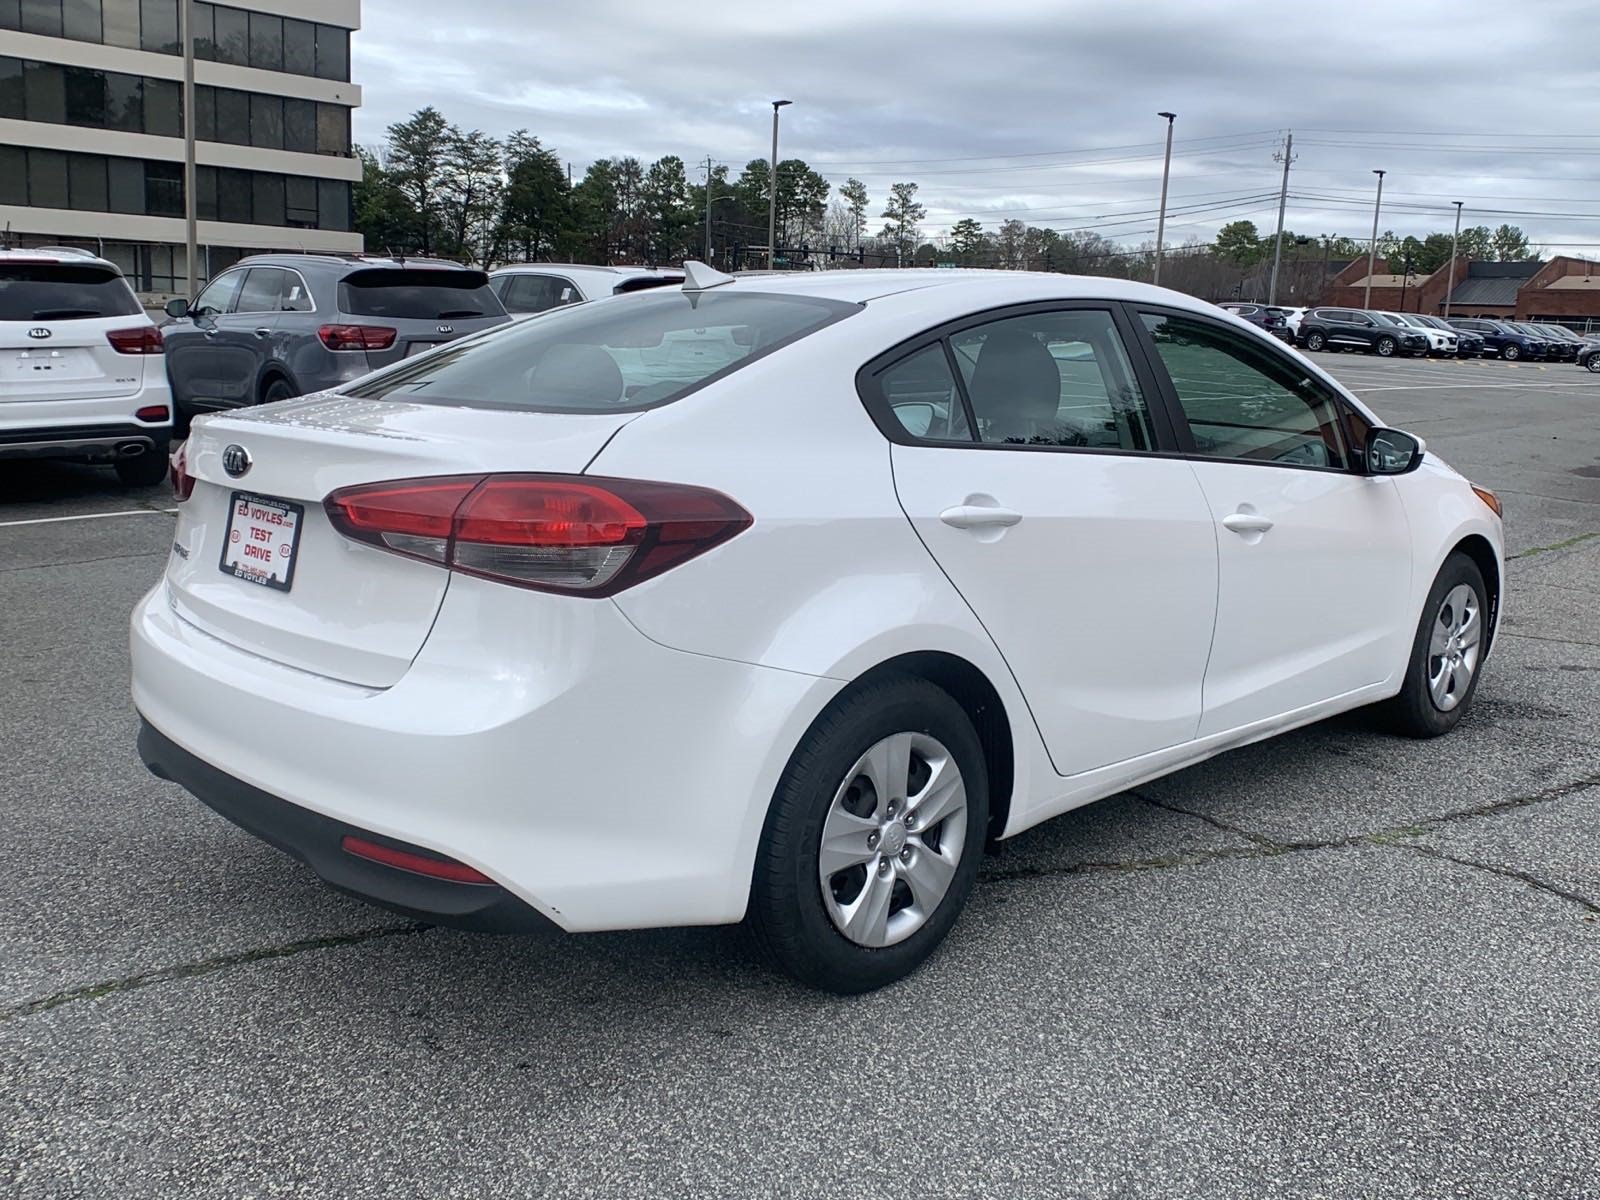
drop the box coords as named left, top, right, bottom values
left=1127, top=302, right=1368, bottom=476
left=853, top=298, right=1185, bottom=458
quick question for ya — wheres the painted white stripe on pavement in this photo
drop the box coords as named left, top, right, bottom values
left=0, top=508, right=178, bottom=528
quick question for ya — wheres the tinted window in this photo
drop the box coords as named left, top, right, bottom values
left=279, top=271, right=312, bottom=311
left=21, top=0, right=61, bottom=35
left=283, top=98, right=314, bottom=153
left=139, top=0, right=176, bottom=52
left=190, top=0, right=212, bottom=56
left=1141, top=312, right=1348, bottom=470
left=876, top=344, right=971, bottom=440
left=68, top=153, right=107, bottom=210
left=0, top=146, right=24, bottom=205
left=251, top=172, right=283, bottom=226
left=102, top=0, right=138, bottom=47
left=247, top=10, right=281, bottom=69
left=235, top=267, right=286, bottom=313
left=314, top=23, right=347, bottom=80
left=23, top=60, right=65, bottom=123
left=317, top=179, right=349, bottom=231
left=339, top=269, right=503, bottom=320
left=105, top=71, right=140, bottom=132
left=950, top=309, right=1156, bottom=451
left=107, top=156, right=143, bottom=212
left=0, top=56, right=21, bottom=120
left=315, top=102, right=346, bottom=155
left=0, top=264, right=141, bottom=320
left=215, top=87, right=247, bottom=144
left=212, top=4, right=246, bottom=64
left=249, top=92, right=282, bottom=149
left=143, top=76, right=178, bottom=137
left=217, top=167, right=250, bottom=222
left=501, top=273, right=578, bottom=314
left=282, top=17, right=314, bottom=74
left=29, top=148, right=69, bottom=208
left=62, top=0, right=101, bottom=42
left=346, top=289, right=856, bottom=413
left=144, top=160, right=181, bottom=216
left=191, top=269, right=243, bottom=315
left=285, top=175, right=316, bottom=225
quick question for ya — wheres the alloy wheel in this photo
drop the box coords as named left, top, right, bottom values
left=818, top=732, right=968, bottom=948
left=1428, top=584, right=1482, bottom=712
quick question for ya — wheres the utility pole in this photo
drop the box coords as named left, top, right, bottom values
left=767, top=100, right=792, bottom=269
left=1267, top=131, right=1295, bottom=305
left=1153, top=111, right=1176, bottom=285
left=1363, top=169, right=1386, bottom=309
left=1445, top=200, right=1464, bottom=318
left=703, top=157, right=715, bottom=263
left=181, top=0, right=196, bottom=295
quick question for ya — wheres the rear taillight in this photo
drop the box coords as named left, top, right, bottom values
left=340, top=836, right=493, bottom=885
left=106, top=326, right=164, bottom=354
left=170, top=442, right=193, bottom=501
left=135, top=405, right=169, bottom=422
left=317, top=323, right=397, bottom=351
left=324, top=474, right=752, bottom=597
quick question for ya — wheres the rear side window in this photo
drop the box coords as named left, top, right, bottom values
left=338, top=268, right=506, bottom=320
left=345, top=288, right=858, bottom=412
left=500, top=273, right=578, bottom=314
left=0, top=263, right=141, bottom=320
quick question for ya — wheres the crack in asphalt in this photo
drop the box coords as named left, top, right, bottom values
left=0, top=923, right=428, bottom=1023
left=0, top=550, right=167, bottom=575
left=1508, top=531, right=1600, bottom=560
left=1392, top=843, right=1600, bottom=915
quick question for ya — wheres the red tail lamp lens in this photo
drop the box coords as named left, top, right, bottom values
left=340, top=836, right=493, bottom=885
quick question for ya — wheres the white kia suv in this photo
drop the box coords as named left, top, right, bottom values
left=0, top=248, right=174, bottom=486
left=132, top=265, right=1504, bottom=992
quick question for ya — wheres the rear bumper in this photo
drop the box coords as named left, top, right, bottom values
left=0, top=423, right=168, bottom=461
left=137, top=720, right=556, bottom=932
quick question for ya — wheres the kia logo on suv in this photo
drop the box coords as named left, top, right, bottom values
left=27, top=327, right=51, bottom=339
left=436, top=324, right=454, bottom=334
left=221, top=444, right=252, bottom=478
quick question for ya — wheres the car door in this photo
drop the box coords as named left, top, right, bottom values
left=876, top=304, right=1219, bottom=777
left=1134, top=308, right=1412, bottom=736
left=1341, top=310, right=1380, bottom=350
left=213, top=267, right=294, bottom=406
left=162, top=269, right=248, bottom=412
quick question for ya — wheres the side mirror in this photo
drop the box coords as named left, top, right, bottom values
left=1366, top=427, right=1424, bottom=475
left=164, top=297, right=190, bottom=318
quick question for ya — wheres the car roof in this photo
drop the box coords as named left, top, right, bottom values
left=702, top=267, right=1239, bottom=309
left=230, top=253, right=485, bottom=275
left=0, top=246, right=122, bottom=272
left=491, top=263, right=684, bottom=279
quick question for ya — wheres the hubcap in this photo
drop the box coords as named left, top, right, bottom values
left=817, top=732, right=968, bottom=948
left=1427, top=584, right=1482, bottom=712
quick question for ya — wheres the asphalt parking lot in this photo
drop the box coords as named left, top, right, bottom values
left=3, top=352, right=1598, bottom=1199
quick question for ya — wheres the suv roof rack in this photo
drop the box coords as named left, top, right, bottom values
left=29, top=245, right=102, bottom=259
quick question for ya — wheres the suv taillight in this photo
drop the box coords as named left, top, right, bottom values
left=318, top=324, right=397, bottom=351
left=324, top=474, right=752, bottom=597
left=106, top=326, right=164, bottom=354
left=170, top=442, right=194, bottom=501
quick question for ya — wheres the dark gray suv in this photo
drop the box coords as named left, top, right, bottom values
left=161, top=254, right=511, bottom=422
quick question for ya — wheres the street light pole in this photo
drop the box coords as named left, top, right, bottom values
left=1445, top=200, right=1464, bottom=318
left=1363, top=169, right=1386, bottom=310
left=703, top=156, right=715, bottom=264
left=767, top=100, right=791, bottom=269
left=181, top=0, right=197, bottom=295
left=1153, top=111, right=1176, bottom=286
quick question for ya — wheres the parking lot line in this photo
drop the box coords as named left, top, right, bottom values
left=0, top=508, right=178, bottom=529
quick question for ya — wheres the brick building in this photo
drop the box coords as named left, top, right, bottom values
left=1318, top=256, right=1600, bottom=330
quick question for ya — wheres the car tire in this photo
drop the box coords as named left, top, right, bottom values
left=1375, top=336, right=1397, bottom=357
left=1502, top=344, right=1520, bottom=362
left=748, top=676, right=989, bottom=994
left=1378, top=552, right=1489, bottom=739
left=1304, top=332, right=1326, bottom=351
left=1586, top=355, right=1600, bottom=374
left=260, top=377, right=296, bottom=405
left=114, top=439, right=171, bottom=488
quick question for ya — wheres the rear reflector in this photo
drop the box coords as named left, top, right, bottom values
left=106, top=326, right=164, bottom=354
left=318, top=323, right=397, bottom=351
left=135, top=405, right=170, bottom=422
left=324, top=473, right=751, bottom=597
left=170, top=441, right=193, bottom=501
left=340, top=835, right=494, bottom=885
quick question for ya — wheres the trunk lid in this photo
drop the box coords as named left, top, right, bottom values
left=167, top=393, right=634, bottom=687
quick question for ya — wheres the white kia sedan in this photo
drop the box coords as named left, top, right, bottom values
left=132, top=266, right=1504, bottom=993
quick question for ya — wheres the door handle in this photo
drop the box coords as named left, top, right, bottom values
left=253, top=327, right=272, bottom=338
left=1222, top=511, right=1275, bottom=534
left=940, top=504, right=1023, bottom=530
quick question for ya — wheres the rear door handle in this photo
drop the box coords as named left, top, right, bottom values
left=253, top=327, right=272, bottom=339
left=1222, top=512, right=1275, bottom=534
left=940, top=504, right=1023, bottom=530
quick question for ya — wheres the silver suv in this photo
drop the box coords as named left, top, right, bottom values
left=162, top=254, right=511, bottom=423
left=0, top=247, right=174, bottom=487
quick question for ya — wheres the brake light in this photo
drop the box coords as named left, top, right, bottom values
left=106, top=326, right=164, bottom=354
left=324, top=474, right=752, bottom=596
left=317, top=323, right=397, bottom=351
left=170, top=441, right=193, bottom=501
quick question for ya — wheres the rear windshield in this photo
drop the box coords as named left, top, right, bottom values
left=338, top=268, right=506, bottom=321
left=345, top=288, right=859, bottom=412
left=0, top=264, right=141, bottom=321
left=614, top=275, right=685, bottom=295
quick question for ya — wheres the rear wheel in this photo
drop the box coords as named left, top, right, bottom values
left=1304, top=331, right=1326, bottom=351
left=1586, top=354, right=1600, bottom=374
left=114, top=440, right=170, bottom=488
left=1379, top=553, right=1488, bottom=738
left=749, top=677, right=988, bottom=993
left=260, top=376, right=296, bottom=405
left=1375, top=336, right=1397, bottom=357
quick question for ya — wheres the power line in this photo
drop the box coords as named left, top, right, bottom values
left=805, top=128, right=1286, bottom=168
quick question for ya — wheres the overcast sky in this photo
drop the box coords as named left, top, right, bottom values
left=351, top=0, right=1600, bottom=255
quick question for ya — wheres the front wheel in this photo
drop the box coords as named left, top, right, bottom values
left=749, top=677, right=988, bottom=993
left=1379, top=553, right=1489, bottom=737
left=1375, top=336, right=1396, bottom=357
left=1586, top=355, right=1600, bottom=374
left=1304, top=332, right=1326, bottom=351
left=1502, top=344, right=1520, bottom=362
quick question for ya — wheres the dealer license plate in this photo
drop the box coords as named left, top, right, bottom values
left=220, top=492, right=304, bottom=592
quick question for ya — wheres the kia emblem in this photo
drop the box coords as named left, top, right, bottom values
left=28, top=327, right=51, bottom=339
left=437, top=324, right=454, bottom=334
left=222, top=444, right=252, bottom=478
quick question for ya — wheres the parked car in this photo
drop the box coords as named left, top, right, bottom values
left=1577, top=341, right=1600, bottom=373
left=1297, top=307, right=1429, bottom=357
left=1410, top=314, right=1484, bottom=357
left=1446, top=318, right=1545, bottom=361
left=0, top=247, right=173, bottom=486
left=133, top=265, right=1504, bottom=993
left=1517, top=322, right=1578, bottom=361
left=1218, top=302, right=1293, bottom=342
left=161, top=255, right=512, bottom=423
left=1278, top=306, right=1311, bottom=336
left=488, top=264, right=686, bottom=319
left=1377, top=311, right=1459, bottom=356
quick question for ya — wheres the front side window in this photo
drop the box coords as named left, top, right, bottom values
left=1141, top=312, right=1349, bottom=470
left=949, top=309, right=1156, bottom=451
left=346, top=288, right=858, bottom=413
left=192, top=269, right=243, bottom=316
left=234, top=267, right=285, bottom=313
